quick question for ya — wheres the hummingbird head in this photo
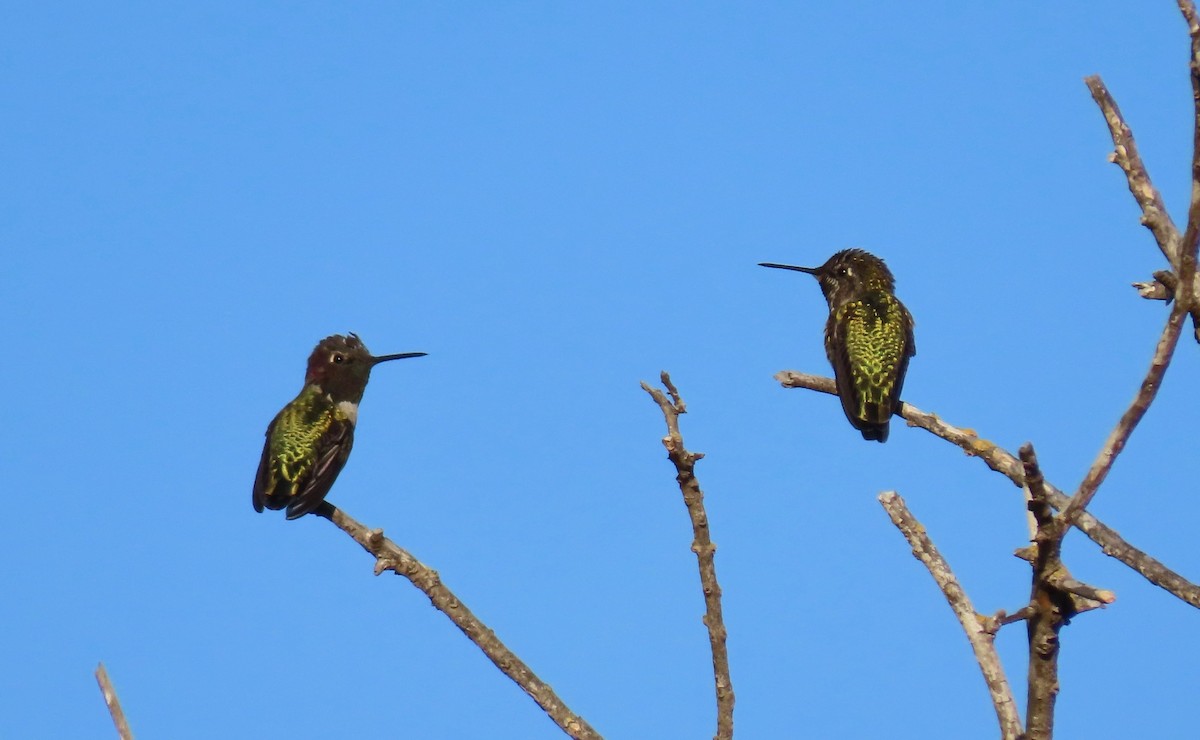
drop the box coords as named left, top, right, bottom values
left=304, top=333, right=426, bottom=403
left=759, top=249, right=895, bottom=309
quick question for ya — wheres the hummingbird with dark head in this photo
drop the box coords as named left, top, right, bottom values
left=759, top=249, right=915, bottom=442
left=253, top=333, right=426, bottom=519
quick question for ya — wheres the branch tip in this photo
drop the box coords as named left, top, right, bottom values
left=643, top=373, right=734, bottom=739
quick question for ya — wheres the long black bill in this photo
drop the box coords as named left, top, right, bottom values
left=758, top=262, right=819, bottom=274
left=369, top=352, right=428, bottom=365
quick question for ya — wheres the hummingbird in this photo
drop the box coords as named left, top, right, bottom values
left=252, top=333, right=426, bottom=519
left=759, top=249, right=915, bottom=442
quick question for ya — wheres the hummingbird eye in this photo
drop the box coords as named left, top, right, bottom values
left=332, top=353, right=345, bottom=364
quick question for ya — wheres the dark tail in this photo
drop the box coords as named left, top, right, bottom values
left=859, top=422, right=889, bottom=443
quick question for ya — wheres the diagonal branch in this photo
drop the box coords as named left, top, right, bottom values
left=641, top=372, right=735, bottom=740
left=1057, top=303, right=1189, bottom=529
left=775, top=371, right=1200, bottom=608
left=95, top=662, right=134, bottom=740
left=878, top=491, right=1023, bottom=740
left=1084, top=75, right=1180, bottom=264
left=314, top=503, right=602, bottom=740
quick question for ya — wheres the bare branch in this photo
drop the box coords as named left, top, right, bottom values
left=775, top=371, right=1200, bottom=608
left=984, top=606, right=1037, bottom=632
left=1057, top=304, right=1189, bottom=529
left=1020, top=445, right=1066, bottom=740
left=1043, top=573, right=1116, bottom=606
left=1021, top=444, right=1115, bottom=607
left=1019, top=444, right=1051, bottom=518
left=1084, top=74, right=1180, bottom=263
left=95, top=663, right=134, bottom=740
left=641, top=372, right=734, bottom=740
left=878, top=491, right=1022, bottom=740
left=1085, top=72, right=1200, bottom=337
left=1178, top=0, right=1200, bottom=298
left=313, top=503, right=602, bottom=740
left=1132, top=270, right=1179, bottom=301
left=1016, top=442, right=1118, bottom=737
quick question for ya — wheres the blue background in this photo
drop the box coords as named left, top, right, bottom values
left=4, top=2, right=1197, bottom=738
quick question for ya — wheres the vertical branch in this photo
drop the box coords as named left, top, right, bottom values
left=314, top=504, right=603, bottom=740
left=95, top=662, right=134, bottom=740
left=641, top=372, right=735, bottom=740
left=1020, top=447, right=1066, bottom=740
left=1019, top=445, right=1113, bottom=740
left=878, top=492, right=1023, bottom=740
left=1179, top=0, right=1200, bottom=296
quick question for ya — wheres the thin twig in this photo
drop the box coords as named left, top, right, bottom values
left=314, top=503, right=602, bottom=740
left=1132, top=270, right=1178, bottom=301
left=1044, top=573, right=1116, bottom=606
left=641, top=372, right=735, bottom=740
left=878, top=491, right=1023, bottom=740
left=95, top=662, right=134, bottom=740
left=1057, top=303, right=1188, bottom=529
left=774, top=370, right=1200, bottom=608
left=986, top=606, right=1038, bottom=631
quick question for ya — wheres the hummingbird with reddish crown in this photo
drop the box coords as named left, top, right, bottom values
left=759, top=249, right=916, bottom=442
left=253, top=333, right=426, bottom=519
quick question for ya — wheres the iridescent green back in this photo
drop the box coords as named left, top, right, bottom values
left=267, top=386, right=337, bottom=495
left=826, top=290, right=915, bottom=436
left=253, top=385, right=356, bottom=517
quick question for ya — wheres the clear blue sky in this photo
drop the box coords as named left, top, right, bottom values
left=4, top=3, right=1198, bottom=738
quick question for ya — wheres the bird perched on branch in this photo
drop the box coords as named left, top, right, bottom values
left=760, top=249, right=915, bottom=442
left=253, top=333, right=426, bottom=519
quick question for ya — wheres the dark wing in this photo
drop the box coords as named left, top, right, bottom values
left=887, top=302, right=917, bottom=418
left=251, top=415, right=280, bottom=513
left=284, top=419, right=354, bottom=520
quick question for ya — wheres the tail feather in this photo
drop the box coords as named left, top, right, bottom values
left=854, top=399, right=891, bottom=443
left=859, top=423, right=889, bottom=443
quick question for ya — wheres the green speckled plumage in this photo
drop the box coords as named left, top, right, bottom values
left=826, top=289, right=914, bottom=440
left=254, top=385, right=356, bottom=519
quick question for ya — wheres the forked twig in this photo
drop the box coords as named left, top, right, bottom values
left=641, top=372, right=735, bottom=740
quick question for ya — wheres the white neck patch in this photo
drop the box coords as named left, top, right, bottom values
left=336, top=400, right=359, bottom=425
